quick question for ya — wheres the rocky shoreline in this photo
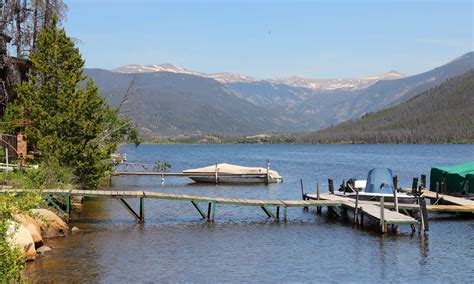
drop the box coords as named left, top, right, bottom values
left=7, top=208, right=72, bottom=261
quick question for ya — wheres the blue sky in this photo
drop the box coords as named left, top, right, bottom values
left=64, top=0, right=473, bottom=79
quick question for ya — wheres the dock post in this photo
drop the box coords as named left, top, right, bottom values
left=207, top=202, right=212, bottom=221
left=412, top=178, right=419, bottom=196
left=215, top=164, right=219, bottom=184
left=421, top=175, right=426, bottom=189
left=139, top=197, right=145, bottom=223
left=283, top=206, right=287, bottom=221
left=380, top=197, right=386, bottom=233
left=211, top=202, right=216, bottom=222
left=161, top=170, right=165, bottom=185
left=301, top=179, right=308, bottom=211
left=276, top=206, right=280, bottom=221
left=420, top=199, right=429, bottom=233
left=354, top=189, right=359, bottom=224
left=328, top=179, right=334, bottom=194
left=393, top=175, right=399, bottom=213
left=266, top=160, right=270, bottom=185
left=316, top=181, right=321, bottom=214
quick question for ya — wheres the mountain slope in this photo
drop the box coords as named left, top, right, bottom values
left=85, top=69, right=284, bottom=137
left=299, top=70, right=474, bottom=144
left=86, top=52, right=473, bottom=138
left=347, top=52, right=474, bottom=118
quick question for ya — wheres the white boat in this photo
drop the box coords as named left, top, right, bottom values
left=336, top=168, right=416, bottom=203
left=183, top=163, right=283, bottom=184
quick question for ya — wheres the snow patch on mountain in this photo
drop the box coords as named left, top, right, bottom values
left=111, top=64, right=405, bottom=90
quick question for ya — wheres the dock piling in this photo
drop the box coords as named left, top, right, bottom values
left=316, top=181, right=321, bottom=214
left=393, top=175, right=399, bottom=213
left=412, top=178, right=419, bottom=196
left=211, top=202, right=216, bottom=221
left=328, top=179, right=334, bottom=194
left=207, top=202, right=212, bottom=221
left=380, top=197, right=387, bottom=233
left=354, top=189, right=359, bottom=224
left=139, top=197, right=145, bottom=223
left=266, top=160, right=270, bottom=185
left=421, top=175, right=427, bottom=189
left=301, top=179, right=308, bottom=211
left=420, top=199, right=429, bottom=233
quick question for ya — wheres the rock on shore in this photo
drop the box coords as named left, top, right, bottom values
left=13, top=213, right=43, bottom=248
left=30, top=208, right=69, bottom=238
left=7, top=221, right=37, bottom=261
left=8, top=208, right=70, bottom=261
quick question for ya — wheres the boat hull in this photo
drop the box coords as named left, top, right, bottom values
left=187, top=175, right=283, bottom=184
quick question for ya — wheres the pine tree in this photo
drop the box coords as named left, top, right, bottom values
left=6, top=18, right=138, bottom=189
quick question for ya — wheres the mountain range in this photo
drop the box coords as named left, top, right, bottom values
left=85, top=52, right=474, bottom=139
left=298, top=70, right=474, bottom=144
left=112, top=64, right=406, bottom=90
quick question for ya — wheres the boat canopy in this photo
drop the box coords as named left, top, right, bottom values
left=364, top=168, right=395, bottom=194
left=183, top=163, right=282, bottom=179
left=430, top=161, right=474, bottom=194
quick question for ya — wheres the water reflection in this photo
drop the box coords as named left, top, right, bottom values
left=24, top=144, right=474, bottom=282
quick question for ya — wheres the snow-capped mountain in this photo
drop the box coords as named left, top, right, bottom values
left=111, top=63, right=404, bottom=89
left=269, top=70, right=406, bottom=90
left=111, top=64, right=258, bottom=84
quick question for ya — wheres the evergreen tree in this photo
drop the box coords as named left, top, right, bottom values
left=5, top=18, right=138, bottom=189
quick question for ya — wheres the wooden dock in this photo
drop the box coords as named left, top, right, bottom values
left=400, top=188, right=474, bottom=214
left=0, top=189, right=341, bottom=223
left=401, top=188, right=474, bottom=207
left=306, top=193, right=419, bottom=233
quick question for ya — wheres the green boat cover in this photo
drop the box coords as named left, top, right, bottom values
left=430, top=161, right=474, bottom=194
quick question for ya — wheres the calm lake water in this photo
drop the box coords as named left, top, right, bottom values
left=25, top=144, right=474, bottom=283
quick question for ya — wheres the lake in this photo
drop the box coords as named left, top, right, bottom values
left=25, top=144, right=474, bottom=282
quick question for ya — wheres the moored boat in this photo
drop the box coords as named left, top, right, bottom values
left=183, top=163, right=283, bottom=184
left=336, top=168, right=416, bottom=203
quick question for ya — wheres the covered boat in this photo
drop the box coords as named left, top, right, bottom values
left=430, top=161, right=474, bottom=197
left=183, top=163, right=283, bottom=184
left=337, top=168, right=415, bottom=203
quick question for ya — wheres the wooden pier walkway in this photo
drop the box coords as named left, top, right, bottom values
left=0, top=189, right=341, bottom=223
left=306, top=193, right=419, bottom=233
left=402, top=188, right=474, bottom=207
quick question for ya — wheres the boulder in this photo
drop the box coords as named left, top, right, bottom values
left=30, top=209, right=69, bottom=238
left=7, top=221, right=37, bottom=261
left=13, top=213, right=43, bottom=248
left=36, top=246, right=52, bottom=254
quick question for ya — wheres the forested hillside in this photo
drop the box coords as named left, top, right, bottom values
left=299, top=70, right=474, bottom=144
left=85, top=52, right=473, bottom=139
